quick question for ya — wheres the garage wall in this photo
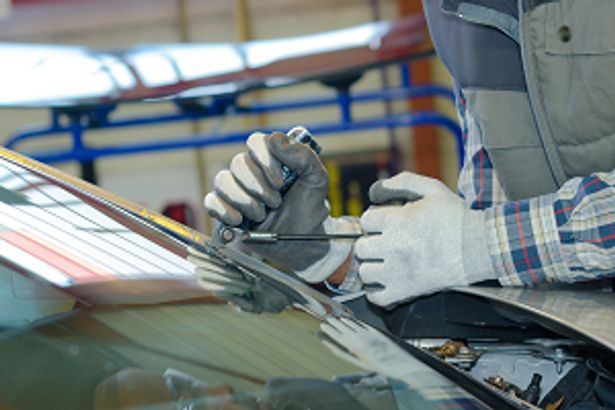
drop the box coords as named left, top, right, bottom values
left=0, top=0, right=457, bottom=232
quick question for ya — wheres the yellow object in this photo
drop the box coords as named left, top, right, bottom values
left=346, top=180, right=363, bottom=216
left=325, top=159, right=343, bottom=217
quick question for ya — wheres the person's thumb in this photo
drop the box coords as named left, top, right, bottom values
left=368, top=171, right=449, bottom=204
left=266, top=132, right=327, bottom=186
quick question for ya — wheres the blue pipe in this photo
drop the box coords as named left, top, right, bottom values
left=5, top=84, right=455, bottom=149
left=23, top=111, right=462, bottom=165
left=400, top=63, right=411, bottom=89
left=338, top=90, right=353, bottom=125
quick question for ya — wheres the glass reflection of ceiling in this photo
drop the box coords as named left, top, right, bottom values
left=163, top=44, right=244, bottom=80
left=0, top=19, right=399, bottom=106
left=0, top=45, right=117, bottom=106
left=0, top=43, right=247, bottom=104
left=245, top=22, right=387, bottom=68
left=0, top=159, right=194, bottom=288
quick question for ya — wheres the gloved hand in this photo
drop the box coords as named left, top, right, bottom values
left=355, top=172, right=496, bottom=307
left=187, top=246, right=297, bottom=313
left=204, top=131, right=359, bottom=283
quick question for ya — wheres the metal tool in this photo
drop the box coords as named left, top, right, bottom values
left=218, top=126, right=321, bottom=244
left=240, top=231, right=364, bottom=244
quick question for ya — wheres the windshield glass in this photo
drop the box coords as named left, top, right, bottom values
left=0, top=151, right=489, bottom=410
left=0, top=157, right=195, bottom=287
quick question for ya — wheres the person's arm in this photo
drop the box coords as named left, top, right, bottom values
left=486, top=170, right=615, bottom=286
left=351, top=168, right=615, bottom=307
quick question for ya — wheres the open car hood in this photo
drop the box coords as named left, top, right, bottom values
left=455, top=286, right=615, bottom=354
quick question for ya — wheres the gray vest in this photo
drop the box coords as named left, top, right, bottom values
left=426, top=0, right=615, bottom=200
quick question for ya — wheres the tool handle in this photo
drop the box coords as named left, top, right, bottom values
left=218, top=126, right=321, bottom=243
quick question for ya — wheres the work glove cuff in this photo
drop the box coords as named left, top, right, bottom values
left=461, top=209, right=496, bottom=284
left=295, top=216, right=361, bottom=283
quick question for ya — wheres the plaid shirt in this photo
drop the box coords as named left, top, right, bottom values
left=336, top=91, right=615, bottom=294
left=457, top=91, right=615, bottom=287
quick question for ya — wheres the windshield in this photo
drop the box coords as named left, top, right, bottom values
left=0, top=150, right=490, bottom=410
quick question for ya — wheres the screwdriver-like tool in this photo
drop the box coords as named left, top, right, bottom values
left=218, top=126, right=322, bottom=244
left=240, top=231, right=364, bottom=244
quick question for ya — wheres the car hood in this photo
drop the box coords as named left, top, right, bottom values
left=455, top=286, right=615, bottom=354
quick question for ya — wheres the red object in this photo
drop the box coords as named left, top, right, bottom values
left=162, top=202, right=196, bottom=229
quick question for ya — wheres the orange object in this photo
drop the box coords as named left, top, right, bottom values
left=398, top=1, right=442, bottom=179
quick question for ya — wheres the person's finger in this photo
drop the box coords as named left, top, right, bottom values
left=359, top=205, right=396, bottom=233
left=368, top=171, right=448, bottom=204
left=266, top=132, right=328, bottom=187
left=203, top=192, right=242, bottom=226
left=339, top=317, right=368, bottom=332
left=357, top=262, right=387, bottom=289
left=365, top=286, right=397, bottom=307
left=230, top=152, right=282, bottom=209
left=354, top=235, right=384, bottom=261
left=186, top=246, right=227, bottom=268
left=246, top=132, right=285, bottom=189
left=196, top=267, right=244, bottom=284
left=214, top=170, right=266, bottom=223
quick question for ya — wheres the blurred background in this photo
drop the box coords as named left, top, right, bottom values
left=0, top=0, right=457, bottom=233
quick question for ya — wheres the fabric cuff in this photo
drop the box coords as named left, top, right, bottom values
left=462, top=209, right=496, bottom=284
left=485, top=193, right=570, bottom=286
left=295, top=216, right=361, bottom=283
left=326, top=253, right=363, bottom=295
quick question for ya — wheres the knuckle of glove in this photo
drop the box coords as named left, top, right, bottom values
left=357, top=261, right=384, bottom=284
left=230, top=152, right=280, bottom=208
left=360, top=206, right=389, bottom=233
left=213, top=170, right=243, bottom=202
left=203, top=192, right=242, bottom=226
left=214, top=170, right=266, bottom=222
left=267, top=132, right=324, bottom=175
left=354, top=236, right=374, bottom=260
left=367, top=180, right=387, bottom=203
left=247, top=132, right=285, bottom=188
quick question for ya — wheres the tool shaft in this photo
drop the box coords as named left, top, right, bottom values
left=242, top=231, right=363, bottom=243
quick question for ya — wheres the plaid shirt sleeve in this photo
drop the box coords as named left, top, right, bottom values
left=485, top=172, right=615, bottom=286
left=456, top=90, right=615, bottom=286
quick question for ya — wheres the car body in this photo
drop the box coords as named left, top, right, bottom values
left=0, top=147, right=614, bottom=410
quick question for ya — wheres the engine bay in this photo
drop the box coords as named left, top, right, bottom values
left=347, top=289, right=615, bottom=410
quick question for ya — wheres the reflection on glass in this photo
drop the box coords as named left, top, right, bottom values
left=100, top=55, right=137, bottom=90
left=175, top=83, right=239, bottom=99
left=189, top=246, right=298, bottom=314
left=165, top=44, right=245, bottom=81
left=245, top=22, right=387, bottom=68
left=94, top=368, right=387, bottom=410
left=0, top=45, right=116, bottom=105
left=320, top=317, right=487, bottom=409
left=0, top=158, right=194, bottom=288
left=126, top=49, right=180, bottom=88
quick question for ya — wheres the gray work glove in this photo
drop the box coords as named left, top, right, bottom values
left=355, top=172, right=496, bottom=307
left=204, top=131, right=359, bottom=283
